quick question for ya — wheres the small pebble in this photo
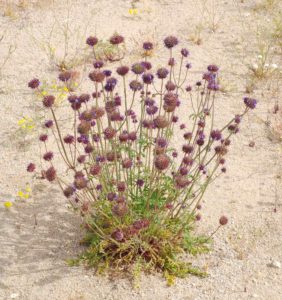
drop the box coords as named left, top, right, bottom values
left=10, top=294, right=19, bottom=299
left=267, top=261, right=281, bottom=269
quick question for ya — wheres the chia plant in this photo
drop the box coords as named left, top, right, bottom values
left=26, top=34, right=257, bottom=283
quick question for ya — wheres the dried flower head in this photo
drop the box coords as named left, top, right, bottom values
left=58, top=71, right=71, bottom=82
left=143, top=42, right=153, bottom=50
left=45, top=166, right=56, bottom=182
left=28, top=78, right=40, bottom=89
left=104, top=127, right=116, bottom=139
left=110, top=34, right=124, bottom=45
left=43, top=151, right=54, bottom=161
left=89, top=70, right=105, bottom=83
left=155, top=154, right=170, bottom=171
left=43, top=95, right=55, bottom=108
left=219, top=215, right=228, bottom=225
left=244, top=97, right=257, bottom=109
left=164, top=35, right=178, bottom=48
left=117, top=66, right=129, bottom=76
left=86, top=36, right=98, bottom=46
left=27, top=163, right=36, bottom=172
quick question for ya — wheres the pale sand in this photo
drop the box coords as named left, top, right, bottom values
left=0, top=0, right=281, bottom=299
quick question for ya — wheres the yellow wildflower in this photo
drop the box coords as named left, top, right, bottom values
left=25, top=185, right=32, bottom=193
left=63, top=86, right=69, bottom=92
left=129, top=8, right=138, bottom=15
left=17, top=117, right=35, bottom=131
left=17, top=190, right=30, bottom=199
left=4, top=201, right=13, bottom=208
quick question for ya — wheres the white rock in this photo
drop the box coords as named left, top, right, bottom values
left=10, top=294, right=19, bottom=299
left=268, top=261, right=281, bottom=269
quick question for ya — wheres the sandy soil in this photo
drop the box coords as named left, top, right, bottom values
left=0, top=0, right=281, bottom=299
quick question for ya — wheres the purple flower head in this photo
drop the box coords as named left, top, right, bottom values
left=131, top=62, right=145, bottom=75
left=43, top=151, right=53, bottom=161
left=207, top=64, right=219, bottom=72
left=182, top=144, right=194, bottom=154
left=92, top=133, right=100, bottom=143
left=86, top=36, right=98, bottom=46
left=112, top=95, right=121, bottom=106
left=181, top=48, right=189, bottom=57
left=184, top=132, right=192, bottom=140
left=165, top=81, right=176, bottom=91
left=234, top=114, right=241, bottom=124
left=93, top=60, right=104, bottom=69
left=79, top=94, right=90, bottom=103
left=39, top=134, right=48, bottom=142
left=103, top=69, right=112, bottom=77
left=77, top=134, right=89, bottom=144
left=244, top=97, right=257, bottom=109
left=63, top=134, right=74, bottom=144
left=207, top=81, right=219, bottom=91
left=146, top=105, right=158, bottom=115
left=186, top=63, right=192, bottom=69
left=129, top=80, right=143, bottom=91
left=128, top=131, right=137, bottom=141
left=85, top=143, right=94, bottom=154
left=27, top=163, right=36, bottom=172
left=77, top=155, right=86, bottom=164
left=202, top=72, right=215, bottom=81
left=96, top=184, right=103, bottom=191
left=179, top=167, right=188, bottom=176
left=142, top=73, right=154, bottom=84
left=109, top=34, right=124, bottom=45
left=28, top=78, right=40, bottom=89
left=43, top=95, right=55, bottom=108
left=104, top=77, right=117, bottom=92
left=141, top=61, right=152, bottom=70
left=117, top=66, right=129, bottom=76
left=143, top=42, right=153, bottom=50
left=145, top=98, right=155, bottom=106
left=156, top=137, right=168, bottom=148
left=186, top=85, right=192, bottom=92
left=168, top=58, right=175, bottom=66
left=111, top=229, right=124, bottom=242
left=58, top=71, right=71, bottom=82
left=197, top=138, right=205, bottom=146
left=211, top=129, right=222, bottom=141
left=44, top=120, right=53, bottom=128
left=157, top=67, right=169, bottom=79
left=164, top=35, right=178, bottom=49
left=136, top=179, right=145, bottom=187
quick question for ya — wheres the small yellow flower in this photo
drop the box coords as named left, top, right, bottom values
left=41, top=90, right=47, bottom=96
left=17, top=190, right=30, bottom=199
left=63, top=86, right=69, bottom=92
left=17, top=190, right=24, bottom=198
left=74, top=82, right=78, bottom=87
left=25, top=185, right=32, bottom=193
left=50, top=47, right=56, bottom=54
left=129, top=8, right=138, bottom=15
left=17, top=117, right=35, bottom=131
left=51, top=84, right=58, bottom=89
left=4, top=201, right=13, bottom=208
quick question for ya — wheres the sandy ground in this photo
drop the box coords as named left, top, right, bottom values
left=0, top=0, right=281, bottom=299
